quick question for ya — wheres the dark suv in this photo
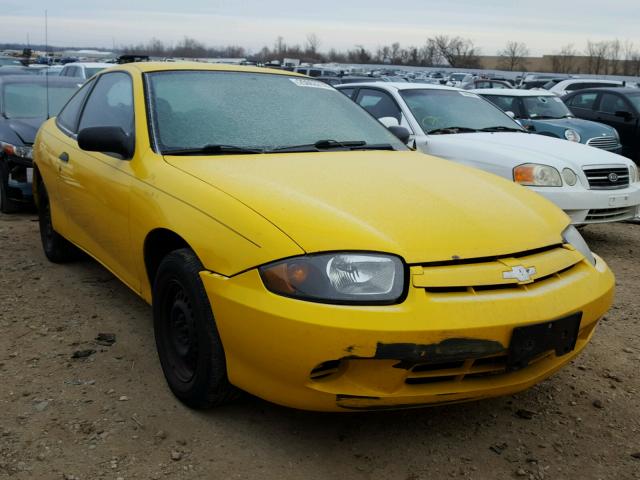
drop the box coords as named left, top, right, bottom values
left=564, top=87, right=640, bottom=162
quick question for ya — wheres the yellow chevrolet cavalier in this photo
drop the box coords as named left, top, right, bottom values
left=33, top=63, right=614, bottom=411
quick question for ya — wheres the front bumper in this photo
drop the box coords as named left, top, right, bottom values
left=200, top=254, right=614, bottom=412
left=529, top=184, right=640, bottom=224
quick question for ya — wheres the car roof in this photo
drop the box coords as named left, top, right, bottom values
left=564, top=86, right=640, bottom=95
left=335, top=81, right=460, bottom=92
left=471, top=88, right=556, bottom=97
left=101, top=61, right=306, bottom=77
left=555, top=78, right=624, bottom=86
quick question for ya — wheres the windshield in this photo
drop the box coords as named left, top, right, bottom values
left=3, top=83, right=79, bottom=118
left=522, top=95, right=571, bottom=119
left=400, top=89, right=522, bottom=134
left=85, top=67, right=106, bottom=78
left=146, top=71, right=405, bottom=152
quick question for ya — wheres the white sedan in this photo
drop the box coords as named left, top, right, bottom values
left=336, top=82, right=640, bottom=224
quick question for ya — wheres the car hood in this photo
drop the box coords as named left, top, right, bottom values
left=424, top=132, right=631, bottom=170
left=5, top=117, right=43, bottom=145
left=165, top=151, right=568, bottom=264
left=525, top=117, right=617, bottom=137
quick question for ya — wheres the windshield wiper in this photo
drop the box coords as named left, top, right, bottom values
left=479, top=126, right=524, bottom=132
left=162, top=144, right=265, bottom=155
left=427, top=127, right=478, bottom=134
left=268, top=139, right=394, bottom=153
left=529, top=115, right=562, bottom=120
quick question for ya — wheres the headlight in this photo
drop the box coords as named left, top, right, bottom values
left=629, top=164, right=639, bottom=183
left=562, top=168, right=578, bottom=186
left=564, top=129, right=581, bottom=142
left=562, top=225, right=595, bottom=265
left=259, top=253, right=405, bottom=304
left=513, top=163, right=562, bottom=187
left=1, top=141, right=33, bottom=160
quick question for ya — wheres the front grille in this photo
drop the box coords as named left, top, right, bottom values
left=583, top=165, right=629, bottom=189
left=586, top=135, right=620, bottom=151
left=404, top=352, right=553, bottom=385
left=585, top=207, right=636, bottom=222
left=412, top=245, right=582, bottom=295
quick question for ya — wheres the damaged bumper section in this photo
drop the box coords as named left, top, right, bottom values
left=200, top=254, right=613, bottom=412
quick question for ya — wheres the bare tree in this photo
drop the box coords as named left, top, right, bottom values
left=549, top=44, right=577, bottom=73
left=418, top=39, right=440, bottom=66
left=274, top=36, right=286, bottom=56
left=585, top=40, right=609, bottom=74
left=305, top=33, right=321, bottom=56
left=606, top=39, right=622, bottom=74
left=173, top=37, right=207, bottom=58
left=433, top=35, right=480, bottom=68
left=497, top=41, right=529, bottom=71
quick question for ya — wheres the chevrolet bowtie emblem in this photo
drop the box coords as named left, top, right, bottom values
left=503, top=265, right=536, bottom=283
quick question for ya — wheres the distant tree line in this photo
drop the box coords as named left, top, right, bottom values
left=120, top=34, right=483, bottom=68
left=547, top=40, right=640, bottom=76
left=5, top=35, right=640, bottom=76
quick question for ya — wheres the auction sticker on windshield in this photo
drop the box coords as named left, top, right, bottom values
left=290, top=78, right=334, bottom=90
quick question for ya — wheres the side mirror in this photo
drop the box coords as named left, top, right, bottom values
left=77, top=126, right=134, bottom=159
left=615, top=110, right=633, bottom=122
left=378, top=116, right=400, bottom=128
left=505, top=111, right=516, bottom=119
left=388, top=125, right=411, bottom=144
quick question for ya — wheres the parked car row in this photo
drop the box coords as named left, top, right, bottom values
left=336, top=82, right=640, bottom=225
left=29, top=62, right=615, bottom=412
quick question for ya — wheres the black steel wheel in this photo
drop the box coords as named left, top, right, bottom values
left=153, top=248, right=239, bottom=408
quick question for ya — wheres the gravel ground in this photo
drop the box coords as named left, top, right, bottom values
left=0, top=213, right=639, bottom=480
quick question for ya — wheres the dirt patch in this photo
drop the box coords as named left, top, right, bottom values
left=1, top=213, right=639, bottom=479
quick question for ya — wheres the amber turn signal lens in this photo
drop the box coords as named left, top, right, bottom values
left=514, top=165, right=534, bottom=184
left=287, top=262, right=310, bottom=286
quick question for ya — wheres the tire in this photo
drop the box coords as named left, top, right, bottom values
left=153, top=248, right=239, bottom=409
left=38, top=182, right=79, bottom=263
left=0, top=161, right=20, bottom=214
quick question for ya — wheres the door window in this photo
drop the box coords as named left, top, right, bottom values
left=567, top=92, right=597, bottom=110
left=339, top=88, right=355, bottom=98
left=56, top=78, right=95, bottom=133
left=78, top=72, right=134, bottom=136
left=356, top=89, right=402, bottom=122
left=599, top=93, right=629, bottom=114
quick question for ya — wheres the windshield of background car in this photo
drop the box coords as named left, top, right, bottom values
left=400, top=89, right=522, bottom=133
left=521, top=96, right=571, bottom=119
left=146, top=71, right=406, bottom=152
left=3, top=83, right=79, bottom=118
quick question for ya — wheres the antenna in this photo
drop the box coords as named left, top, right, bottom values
left=45, top=9, right=50, bottom=119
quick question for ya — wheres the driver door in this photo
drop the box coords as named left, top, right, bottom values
left=56, top=72, right=137, bottom=290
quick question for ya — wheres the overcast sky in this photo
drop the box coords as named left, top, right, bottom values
left=2, top=0, right=639, bottom=56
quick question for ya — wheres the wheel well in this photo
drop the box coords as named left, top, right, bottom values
left=144, top=229, right=192, bottom=285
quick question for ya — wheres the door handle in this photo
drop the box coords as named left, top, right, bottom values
left=58, top=152, right=69, bottom=163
